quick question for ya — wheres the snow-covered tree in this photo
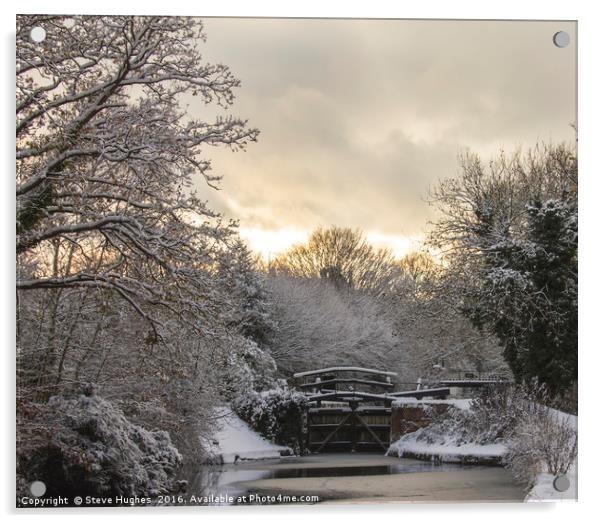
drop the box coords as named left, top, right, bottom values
left=473, top=199, right=577, bottom=393
left=214, top=239, right=276, bottom=347
left=16, top=15, right=261, bottom=393
left=270, top=226, right=404, bottom=293
left=428, top=144, right=577, bottom=394
left=17, top=15, right=257, bottom=327
left=16, top=15, right=272, bottom=475
left=265, top=274, right=403, bottom=377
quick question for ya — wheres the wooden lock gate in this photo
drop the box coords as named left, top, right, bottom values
left=294, top=367, right=398, bottom=453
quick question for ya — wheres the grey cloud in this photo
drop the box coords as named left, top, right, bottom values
left=190, top=18, right=576, bottom=238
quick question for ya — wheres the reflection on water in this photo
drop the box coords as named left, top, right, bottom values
left=185, top=455, right=478, bottom=505
left=187, top=465, right=272, bottom=504
left=271, top=462, right=476, bottom=478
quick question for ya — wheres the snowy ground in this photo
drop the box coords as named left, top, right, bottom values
left=203, top=407, right=290, bottom=464
left=525, top=462, right=577, bottom=502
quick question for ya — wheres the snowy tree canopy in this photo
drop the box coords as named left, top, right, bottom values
left=15, top=17, right=275, bottom=467
left=270, top=226, right=405, bottom=293
left=17, top=15, right=258, bottom=329
left=428, top=144, right=577, bottom=394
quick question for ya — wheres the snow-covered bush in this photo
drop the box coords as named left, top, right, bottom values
left=231, top=384, right=307, bottom=453
left=394, top=387, right=523, bottom=449
left=17, top=393, right=182, bottom=502
left=117, top=379, right=217, bottom=467
left=217, top=337, right=279, bottom=401
left=505, top=404, right=577, bottom=486
left=467, top=385, right=526, bottom=443
left=391, top=404, right=471, bottom=447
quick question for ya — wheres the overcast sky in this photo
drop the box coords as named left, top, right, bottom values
left=185, top=18, right=576, bottom=258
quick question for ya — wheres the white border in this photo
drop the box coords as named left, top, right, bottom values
left=3, top=1, right=600, bottom=522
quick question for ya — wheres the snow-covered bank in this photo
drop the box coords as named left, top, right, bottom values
left=388, top=429, right=507, bottom=464
left=387, top=398, right=505, bottom=464
left=203, top=407, right=290, bottom=464
left=388, top=394, right=578, bottom=501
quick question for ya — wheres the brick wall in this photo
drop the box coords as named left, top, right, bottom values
left=390, top=401, right=450, bottom=443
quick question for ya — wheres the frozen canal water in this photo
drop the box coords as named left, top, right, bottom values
left=187, top=453, right=525, bottom=504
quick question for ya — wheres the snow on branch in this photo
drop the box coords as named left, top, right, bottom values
left=16, top=15, right=258, bottom=332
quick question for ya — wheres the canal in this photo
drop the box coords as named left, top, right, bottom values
left=186, top=453, right=525, bottom=505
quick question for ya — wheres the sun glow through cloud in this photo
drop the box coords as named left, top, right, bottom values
left=239, top=226, right=420, bottom=261
left=365, top=231, right=422, bottom=259
left=239, top=227, right=309, bottom=261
